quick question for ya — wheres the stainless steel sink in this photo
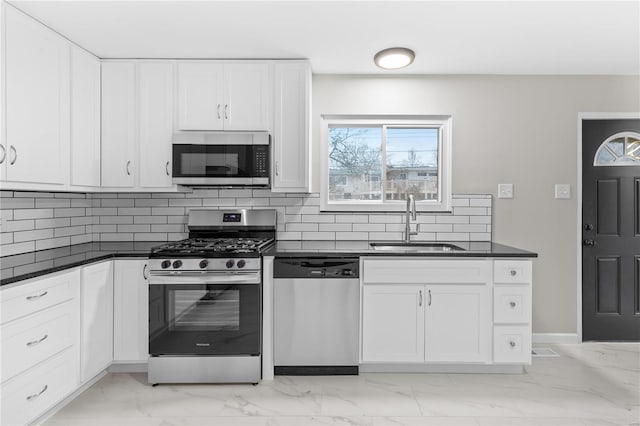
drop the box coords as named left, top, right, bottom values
left=369, top=242, right=465, bottom=252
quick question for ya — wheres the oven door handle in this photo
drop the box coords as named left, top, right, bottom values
left=148, top=271, right=261, bottom=285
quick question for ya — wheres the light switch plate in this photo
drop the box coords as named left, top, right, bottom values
left=555, top=183, right=571, bottom=199
left=498, top=183, right=514, bottom=199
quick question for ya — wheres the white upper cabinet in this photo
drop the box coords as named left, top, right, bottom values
left=138, top=62, right=173, bottom=188
left=3, top=5, right=69, bottom=186
left=271, top=61, right=311, bottom=192
left=101, top=62, right=136, bottom=188
left=102, top=61, right=175, bottom=190
left=177, top=63, right=223, bottom=130
left=177, top=62, right=270, bottom=131
left=223, top=63, right=270, bottom=131
left=70, top=46, right=101, bottom=188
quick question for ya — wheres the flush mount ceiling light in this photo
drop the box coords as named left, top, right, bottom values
left=374, top=47, right=415, bottom=70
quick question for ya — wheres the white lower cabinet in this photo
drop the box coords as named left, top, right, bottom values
left=1, top=348, right=78, bottom=426
left=0, top=269, right=80, bottom=426
left=113, top=260, right=149, bottom=363
left=80, top=261, right=114, bottom=382
left=424, top=285, right=490, bottom=363
left=362, top=285, right=424, bottom=362
left=361, top=257, right=531, bottom=369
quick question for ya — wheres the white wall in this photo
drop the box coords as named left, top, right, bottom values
left=312, top=74, right=640, bottom=335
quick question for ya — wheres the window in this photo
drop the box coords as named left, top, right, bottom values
left=321, top=115, right=452, bottom=212
left=594, top=132, right=640, bottom=166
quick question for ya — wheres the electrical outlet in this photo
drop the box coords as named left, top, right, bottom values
left=555, top=184, right=571, bottom=199
left=498, top=183, right=513, bottom=199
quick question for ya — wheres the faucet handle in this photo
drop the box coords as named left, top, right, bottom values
left=410, top=223, right=420, bottom=236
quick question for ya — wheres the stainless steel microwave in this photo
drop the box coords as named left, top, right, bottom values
left=172, top=132, right=270, bottom=187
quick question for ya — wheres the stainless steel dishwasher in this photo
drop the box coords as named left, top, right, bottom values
left=273, top=257, right=359, bottom=375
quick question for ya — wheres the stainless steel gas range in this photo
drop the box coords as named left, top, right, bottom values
left=147, top=209, right=276, bottom=385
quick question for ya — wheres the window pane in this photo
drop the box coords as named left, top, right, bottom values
left=329, top=127, right=382, bottom=201
left=385, top=128, right=439, bottom=201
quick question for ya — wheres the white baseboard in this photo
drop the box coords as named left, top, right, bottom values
left=532, top=333, right=580, bottom=344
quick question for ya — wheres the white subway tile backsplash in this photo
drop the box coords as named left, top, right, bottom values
left=14, top=229, right=54, bottom=243
left=1, top=192, right=492, bottom=256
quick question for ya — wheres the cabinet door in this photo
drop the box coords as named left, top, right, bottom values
left=4, top=6, right=68, bottom=185
left=113, top=260, right=148, bottom=362
left=223, top=63, right=270, bottom=131
left=80, top=261, right=113, bottom=382
left=271, top=62, right=310, bottom=192
left=425, top=285, right=491, bottom=363
left=101, top=62, right=136, bottom=187
left=138, top=62, right=173, bottom=188
left=177, top=62, right=223, bottom=130
left=362, top=285, right=424, bottom=363
left=70, top=46, right=101, bottom=187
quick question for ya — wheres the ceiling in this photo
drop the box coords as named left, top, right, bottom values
left=7, top=0, right=640, bottom=75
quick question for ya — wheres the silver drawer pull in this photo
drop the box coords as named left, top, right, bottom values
left=26, top=385, right=48, bottom=401
left=26, top=334, right=48, bottom=347
left=510, top=269, right=517, bottom=276
left=509, top=301, right=517, bottom=308
left=26, top=291, right=48, bottom=301
left=509, top=340, right=516, bottom=348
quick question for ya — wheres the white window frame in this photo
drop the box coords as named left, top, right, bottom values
left=320, top=115, right=452, bottom=212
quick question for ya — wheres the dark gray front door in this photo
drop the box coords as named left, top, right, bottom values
left=582, top=118, right=640, bottom=341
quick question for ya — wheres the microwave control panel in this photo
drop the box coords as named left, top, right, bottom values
left=254, top=146, right=269, bottom=176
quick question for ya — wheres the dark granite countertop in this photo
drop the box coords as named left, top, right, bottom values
left=1, top=242, right=156, bottom=287
left=264, top=240, right=538, bottom=258
left=1, top=240, right=537, bottom=288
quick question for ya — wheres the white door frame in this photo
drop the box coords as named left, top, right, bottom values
left=576, top=112, right=640, bottom=342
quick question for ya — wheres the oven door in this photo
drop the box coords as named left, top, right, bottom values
left=149, top=278, right=261, bottom=356
left=172, top=144, right=269, bottom=186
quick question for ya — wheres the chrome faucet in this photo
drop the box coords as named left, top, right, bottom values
left=405, top=193, right=418, bottom=243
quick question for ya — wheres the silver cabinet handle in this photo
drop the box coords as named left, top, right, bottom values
left=26, top=385, right=48, bottom=401
left=275, top=161, right=279, bottom=176
left=143, top=264, right=148, bottom=280
left=510, top=269, right=517, bottom=276
left=217, top=104, right=221, bottom=119
left=509, top=340, right=516, bottom=348
left=509, top=301, right=516, bottom=308
left=224, top=104, right=229, bottom=120
left=428, top=289, right=432, bottom=306
left=26, top=334, right=48, bottom=347
left=26, top=291, right=48, bottom=301
left=9, top=145, right=17, bottom=165
left=418, top=290, right=423, bottom=307
left=126, top=161, right=131, bottom=176
left=0, top=145, right=5, bottom=164
left=165, top=161, right=170, bottom=176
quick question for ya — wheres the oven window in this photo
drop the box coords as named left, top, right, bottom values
left=172, top=289, right=240, bottom=331
left=149, top=283, right=261, bottom=356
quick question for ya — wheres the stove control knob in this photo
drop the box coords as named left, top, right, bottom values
left=199, top=260, right=208, bottom=269
left=173, top=260, right=183, bottom=269
left=225, top=259, right=235, bottom=269
left=237, top=259, right=246, bottom=269
left=161, top=260, right=171, bottom=269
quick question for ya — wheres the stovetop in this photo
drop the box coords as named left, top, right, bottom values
left=149, top=237, right=275, bottom=258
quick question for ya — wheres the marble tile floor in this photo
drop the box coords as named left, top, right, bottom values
left=43, top=343, right=639, bottom=426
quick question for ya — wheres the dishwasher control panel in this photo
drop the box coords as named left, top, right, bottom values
left=274, top=258, right=359, bottom=279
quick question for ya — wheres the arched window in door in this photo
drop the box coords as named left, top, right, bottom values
left=594, top=131, right=640, bottom=166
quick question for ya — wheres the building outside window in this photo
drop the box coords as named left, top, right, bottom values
left=321, top=115, right=452, bottom=212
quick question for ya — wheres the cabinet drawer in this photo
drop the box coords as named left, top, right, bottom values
left=1, top=347, right=77, bottom=426
left=2, top=301, right=76, bottom=383
left=493, top=285, right=531, bottom=324
left=1, top=269, right=79, bottom=325
left=363, top=259, right=492, bottom=284
left=493, top=325, right=531, bottom=364
left=493, top=260, right=531, bottom=284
